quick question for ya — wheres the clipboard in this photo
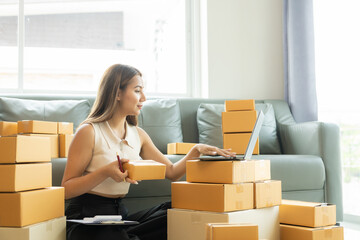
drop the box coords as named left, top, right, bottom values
left=67, top=219, right=139, bottom=226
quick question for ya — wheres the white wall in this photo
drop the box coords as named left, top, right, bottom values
left=204, top=0, right=284, bottom=99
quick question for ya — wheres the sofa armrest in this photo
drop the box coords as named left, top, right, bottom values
left=279, top=122, right=343, bottom=221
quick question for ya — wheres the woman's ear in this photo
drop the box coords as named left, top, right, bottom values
left=116, top=90, right=122, bottom=101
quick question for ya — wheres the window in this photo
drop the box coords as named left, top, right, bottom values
left=314, top=0, right=360, bottom=219
left=0, top=0, right=194, bottom=96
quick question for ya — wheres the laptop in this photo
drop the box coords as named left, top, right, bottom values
left=196, top=110, right=264, bottom=161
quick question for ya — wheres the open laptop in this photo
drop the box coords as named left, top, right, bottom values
left=196, top=110, right=264, bottom=161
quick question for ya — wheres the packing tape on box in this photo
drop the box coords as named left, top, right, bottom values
left=46, top=220, right=53, bottom=231
left=236, top=185, right=244, bottom=193
left=325, top=228, right=333, bottom=238
left=322, top=208, right=330, bottom=224
left=265, top=181, right=272, bottom=205
left=236, top=201, right=243, bottom=209
left=191, top=213, right=202, bottom=224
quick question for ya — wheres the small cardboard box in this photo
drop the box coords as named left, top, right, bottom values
left=279, top=199, right=336, bottom=228
left=280, top=224, right=344, bottom=240
left=167, top=142, right=196, bottom=155
left=254, top=180, right=282, bottom=209
left=168, top=206, right=279, bottom=240
left=223, top=132, right=259, bottom=154
left=0, top=187, right=64, bottom=227
left=59, top=134, right=74, bottom=158
left=57, top=122, right=73, bottom=135
left=171, top=181, right=253, bottom=212
left=225, top=99, right=255, bottom=112
left=24, top=134, right=59, bottom=158
left=186, top=160, right=270, bottom=184
left=222, top=111, right=257, bottom=133
left=0, top=163, right=52, bottom=192
left=206, top=223, right=258, bottom=240
left=0, top=121, right=17, bottom=137
left=17, top=120, right=57, bottom=134
left=0, top=216, right=66, bottom=240
left=123, top=160, right=166, bottom=180
left=0, top=136, right=51, bottom=163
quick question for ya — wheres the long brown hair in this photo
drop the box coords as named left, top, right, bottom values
left=82, top=64, right=142, bottom=126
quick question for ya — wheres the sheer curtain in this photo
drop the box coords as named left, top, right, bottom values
left=283, top=0, right=318, bottom=122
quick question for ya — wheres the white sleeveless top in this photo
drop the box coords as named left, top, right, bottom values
left=84, top=121, right=141, bottom=195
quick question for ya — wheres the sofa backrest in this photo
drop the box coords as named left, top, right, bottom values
left=0, top=95, right=296, bottom=154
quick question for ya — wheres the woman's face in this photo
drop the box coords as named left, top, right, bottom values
left=117, top=75, right=146, bottom=116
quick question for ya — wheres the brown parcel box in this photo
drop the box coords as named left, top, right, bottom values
left=171, top=181, right=253, bottom=212
left=223, top=132, right=259, bottom=155
left=225, top=99, right=255, bottom=112
left=0, top=136, right=51, bottom=163
left=123, top=160, right=166, bottom=180
left=17, top=120, right=57, bottom=134
left=221, top=111, right=257, bottom=133
left=0, top=216, right=66, bottom=240
left=0, top=121, right=17, bottom=137
left=0, top=187, right=64, bottom=227
left=167, top=142, right=196, bottom=155
left=57, top=122, right=73, bottom=134
left=0, top=163, right=52, bottom=192
left=59, top=134, right=74, bottom=158
left=279, top=199, right=336, bottom=228
left=254, top=180, right=282, bottom=209
left=206, top=223, right=258, bottom=240
left=168, top=206, right=279, bottom=240
left=186, top=160, right=271, bottom=184
left=280, top=224, right=344, bottom=240
left=24, top=134, right=59, bottom=158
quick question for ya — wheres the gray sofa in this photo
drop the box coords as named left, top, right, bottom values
left=0, top=95, right=343, bottom=221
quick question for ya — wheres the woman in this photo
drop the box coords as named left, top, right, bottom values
left=61, top=64, right=235, bottom=240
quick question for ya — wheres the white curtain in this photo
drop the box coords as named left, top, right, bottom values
left=283, top=0, right=318, bottom=122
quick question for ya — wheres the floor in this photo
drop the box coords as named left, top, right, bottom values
left=342, top=221, right=360, bottom=239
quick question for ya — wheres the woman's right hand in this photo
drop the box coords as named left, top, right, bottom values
left=106, top=160, right=138, bottom=184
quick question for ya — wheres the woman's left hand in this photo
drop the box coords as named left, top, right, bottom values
left=194, top=144, right=236, bottom=157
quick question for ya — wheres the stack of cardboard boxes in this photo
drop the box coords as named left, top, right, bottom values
left=279, top=200, right=344, bottom=240
left=222, top=100, right=259, bottom=154
left=0, top=121, right=66, bottom=240
left=17, top=120, right=74, bottom=158
left=168, top=100, right=282, bottom=240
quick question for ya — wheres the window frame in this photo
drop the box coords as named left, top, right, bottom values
left=0, top=0, right=203, bottom=97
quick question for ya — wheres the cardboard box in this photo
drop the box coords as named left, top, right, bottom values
left=0, top=216, right=66, bottom=240
left=280, top=224, right=343, bottom=240
left=206, top=223, right=258, bottom=240
left=186, top=160, right=271, bottom=184
left=171, top=181, right=253, bottom=212
left=0, top=136, right=51, bottom=163
left=225, top=99, right=255, bottom=112
left=59, top=134, right=74, bottom=158
left=0, top=187, right=64, bottom=227
left=24, top=134, right=59, bottom=158
left=0, top=121, right=17, bottom=137
left=57, top=122, right=73, bottom=134
left=222, top=111, right=257, bottom=133
left=123, top=160, right=166, bottom=180
left=168, top=206, right=279, bottom=240
left=0, top=163, right=52, bottom=192
left=17, top=120, right=57, bottom=134
left=167, top=142, right=197, bottom=155
left=279, top=200, right=336, bottom=228
left=223, top=132, right=259, bottom=154
left=254, top=180, right=282, bottom=209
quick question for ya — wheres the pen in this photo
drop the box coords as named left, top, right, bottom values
left=116, top=152, right=125, bottom=173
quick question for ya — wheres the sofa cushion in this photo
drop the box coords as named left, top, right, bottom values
left=138, top=99, right=183, bottom=154
left=197, top=103, right=281, bottom=154
left=0, top=97, right=90, bottom=131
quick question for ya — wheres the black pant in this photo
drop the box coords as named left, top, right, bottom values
left=66, top=193, right=171, bottom=240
